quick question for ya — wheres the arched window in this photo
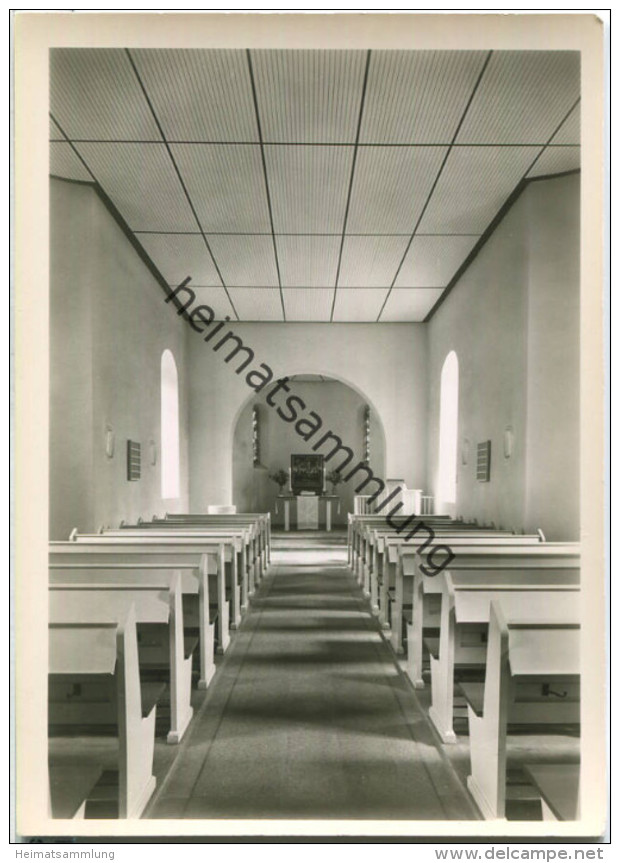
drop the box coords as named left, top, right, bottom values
left=438, top=351, right=459, bottom=506
left=161, top=349, right=180, bottom=499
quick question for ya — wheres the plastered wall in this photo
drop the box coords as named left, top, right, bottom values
left=49, top=179, right=190, bottom=539
left=426, top=173, right=580, bottom=540
left=184, top=321, right=427, bottom=512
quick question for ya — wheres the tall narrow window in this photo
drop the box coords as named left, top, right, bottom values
left=438, top=351, right=459, bottom=506
left=161, top=349, right=180, bottom=499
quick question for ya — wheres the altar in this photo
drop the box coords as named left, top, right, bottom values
left=275, top=495, right=341, bottom=531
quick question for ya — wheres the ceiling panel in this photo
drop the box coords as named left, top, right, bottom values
left=394, top=235, right=481, bottom=288
left=171, top=143, right=271, bottom=233
left=265, top=145, right=353, bottom=233
left=283, top=289, right=334, bottom=322
left=276, top=236, right=341, bottom=287
left=208, top=234, right=278, bottom=286
left=251, top=49, right=367, bottom=143
left=456, top=51, right=580, bottom=145
left=360, top=50, right=488, bottom=144
left=131, top=49, right=258, bottom=142
left=379, top=288, right=444, bottom=321
left=229, top=287, right=284, bottom=321
left=526, top=146, right=581, bottom=179
left=347, top=146, right=448, bottom=234
left=418, top=146, right=539, bottom=234
left=549, top=103, right=580, bottom=145
left=191, top=286, right=237, bottom=321
left=50, top=49, right=162, bottom=141
left=332, top=289, right=389, bottom=321
left=76, top=142, right=196, bottom=232
left=136, top=233, right=222, bottom=286
left=50, top=142, right=93, bottom=182
left=338, top=235, right=410, bottom=287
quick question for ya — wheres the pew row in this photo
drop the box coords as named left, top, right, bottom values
left=391, top=533, right=546, bottom=656
left=49, top=571, right=195, bottom=743
left=49, top=605, right=157, bottom=818
left=347, top=513, right=454, bottom=571
left=61, top=536, right=233, bottom=654
left=461, top=600, right=580, bottom=820
left=377, top=529, right=528, bottom=633
left=97, top=528, right=253, bottom=622
left=416, top=546, right=580, bottom=743
left=153, top=512, right=271, bottom=567
left=50, top=545, right=220, bottom=687
left=119, top=520, right=265, bottom=594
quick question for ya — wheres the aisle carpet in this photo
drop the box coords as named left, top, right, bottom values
left=146, top=532, right=478, bottom=820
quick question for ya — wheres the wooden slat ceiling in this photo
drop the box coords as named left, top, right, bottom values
left=50, top=48, right=580, bottom=322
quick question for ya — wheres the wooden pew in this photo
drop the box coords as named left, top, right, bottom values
left=418, top=547, right=580, bottom=743
left=354, top=517, right=492, bottom=590
left=48, top=765, right=103, bottom=819
left=125, top=520, right=264, bottom=597
left=48, top=605, right=157, bottom=818
left=347, top=513, right=454, bottom=573
left=158, top=512, right=271, bottom=568
left=523, top=764, right=580, bottom=821
left=361, top=527, right=515, bottom=630
left=462, top=600, right=580, bottom=820
left=350, top=516, right=445, bottom=587
left=373, top=528, right=521, bottom=627
left=99, top=528, right=250, bottom=625
left=49, top=571, right=194, bottom=743
left=50, top=544, right=220, bottom=687
left=392, top=533, right=545, bottom=657
left=64, top=535, right=232, bottom=654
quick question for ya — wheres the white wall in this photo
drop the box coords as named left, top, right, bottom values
left=524, top=175, right=580, bottom=539
left=426, top=173, right=580, bottom=540
left=185, top=321, right=427, bottom=511
left=49, top=179, right=190, bottom=538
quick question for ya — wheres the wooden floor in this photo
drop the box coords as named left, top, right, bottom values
left=145, top=530, right=478, bottom=820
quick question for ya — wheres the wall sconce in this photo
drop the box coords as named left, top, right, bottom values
left=503, top=426, right=514, bottom=459
left=148, top=438, right=157, bottom=467
left=461, top=438, right=470, bottom=465
left=104, top=424, right=115, bottom=459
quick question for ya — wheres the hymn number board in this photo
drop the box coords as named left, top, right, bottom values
left=291, top=454, right=324, bottom=495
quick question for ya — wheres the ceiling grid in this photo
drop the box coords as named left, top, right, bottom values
left=49, top=48, right=581, bottom=322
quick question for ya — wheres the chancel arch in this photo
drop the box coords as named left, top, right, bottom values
left=232, top=373, right=387, bottom=526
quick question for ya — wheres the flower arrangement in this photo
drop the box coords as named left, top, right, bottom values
left=326, top=470, right=344, bottom=492
left=269, top=468, right=289, bottom=492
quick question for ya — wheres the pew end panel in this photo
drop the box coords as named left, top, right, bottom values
left=464, top=602, right=580, bottom=821
left=48, top=606, right=157, bottom=819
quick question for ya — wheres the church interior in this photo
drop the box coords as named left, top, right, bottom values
left=43, top=45, right=591, bottom=828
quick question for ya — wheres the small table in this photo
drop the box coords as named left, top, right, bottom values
left=275, top=495, right=341, bottom=531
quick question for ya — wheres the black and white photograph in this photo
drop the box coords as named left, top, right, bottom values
left=13, top=11, right=607, bottom=842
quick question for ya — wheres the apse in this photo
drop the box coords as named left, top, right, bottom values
left=232, top=374, right=386, bottom=526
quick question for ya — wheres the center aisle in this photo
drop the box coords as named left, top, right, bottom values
left=147, top=531, right=478, bottom=820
